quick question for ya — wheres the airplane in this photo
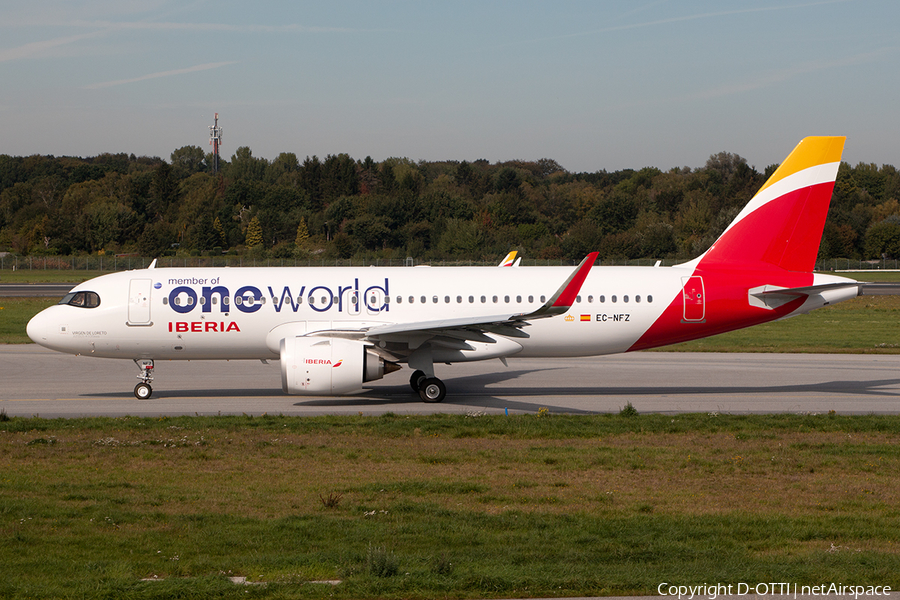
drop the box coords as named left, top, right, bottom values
left=27, top=136, right=861, bottom=403
left=498, top=251, right=521, bottom=267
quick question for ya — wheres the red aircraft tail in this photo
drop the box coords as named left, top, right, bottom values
left=695, top=136, right=845, bottom=273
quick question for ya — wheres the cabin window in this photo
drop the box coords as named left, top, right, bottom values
left=469, top=295, right=475, bottom=303
left=516, top=295, right=522, bottom=303
left=635, top=295, right=641, bottom=303
left=623, top=295, right=629, bottom=303
left=457, top=296, right=463, bottom=303
left=576, top=295, right=581, bottom=303
left=492, top=295, right=498, bottom=303
left=481, top=296, right=486, bottom=303
left=528, top=295, right=534, bottom=303
left=587, top=295, right=593, bottom=303
left=648, top=295, right=653, bottom=303
left=433, top=296, right=439, bottom=304
left=540, top=295, right=546, bottom=303
left=409, top=296, right=415, bottom=304
left=444, top=296, right=450, bottom=303
left=611, top=295, right=617, bottom=303
left=396, top=296, right=402, bottom=304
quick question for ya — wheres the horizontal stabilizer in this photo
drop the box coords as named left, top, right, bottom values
left=748, top=281, right=861, bottom=310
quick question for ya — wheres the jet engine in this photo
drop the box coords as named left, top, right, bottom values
left=280, top=336, right=400, bottom=395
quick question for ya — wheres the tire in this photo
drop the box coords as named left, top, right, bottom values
left=409, top=370, right=426, bottom=392
left=418, top=377, right=446, bottom=403
left=134, top=383, right=152, bottom=400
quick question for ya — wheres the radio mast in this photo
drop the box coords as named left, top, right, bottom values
left=208, top=113, right=223, bottom=174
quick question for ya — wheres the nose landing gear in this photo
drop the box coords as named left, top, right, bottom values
left=134, top=359, right=154, bottom=399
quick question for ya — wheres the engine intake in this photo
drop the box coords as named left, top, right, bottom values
left=280, top=336, right=399, bottom=395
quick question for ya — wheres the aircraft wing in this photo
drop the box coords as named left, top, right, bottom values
left=363, top=252, right=598, bottom=344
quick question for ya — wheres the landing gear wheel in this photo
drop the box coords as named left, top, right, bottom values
left=418, top=377, right=446, bottom=403
left=409, top=370, right=426, bottom=392
left=134, top=382, right=152, bottom=400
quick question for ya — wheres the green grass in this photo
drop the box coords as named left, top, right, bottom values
left=662, top=295, right=900, bottom=353
left=0, top=268, right=104, bottom=283
left=0, top=297, right=58, bottom=343
left=2, top=413, right=899, bottom=598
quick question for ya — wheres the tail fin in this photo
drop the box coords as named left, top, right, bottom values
left=498, top=251, right=518, bottom=267
left=697, top=136, right=845, bottom=272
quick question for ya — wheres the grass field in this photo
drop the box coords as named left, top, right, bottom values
left=1, top=412, right=899, bottom=598
left=0, top=297, right=57, bottom=343
left=3, top=269, right=900, bottom=598
left=3, top=292, right=899, bottom=351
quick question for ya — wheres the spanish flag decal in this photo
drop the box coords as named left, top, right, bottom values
left=580, top=314, right=591, bottom=322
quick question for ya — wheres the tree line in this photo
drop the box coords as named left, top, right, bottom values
left=2, top=145, right=899, bottom=263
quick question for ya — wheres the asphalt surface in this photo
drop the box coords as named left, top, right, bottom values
left=0, top=283, right=74, bottom=297
left=2, top=345, right=899, bottom=417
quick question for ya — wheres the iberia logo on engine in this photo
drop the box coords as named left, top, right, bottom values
left=304, top=359, right=344, bottom=367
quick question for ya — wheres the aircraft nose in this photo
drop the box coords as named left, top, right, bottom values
left=27, top=308, right=51, bottom=345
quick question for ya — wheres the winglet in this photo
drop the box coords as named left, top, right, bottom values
left=550, top=252, right=598, bottom=308
left=518, top=252, right=598, bottom=319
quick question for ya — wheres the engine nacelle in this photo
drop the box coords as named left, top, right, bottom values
left=280, top=336, right=398, bottom=395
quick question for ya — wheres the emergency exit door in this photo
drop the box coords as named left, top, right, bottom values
left=681, top=276, right=705, bottom=322
left=128, top=279, right=152, bottom=325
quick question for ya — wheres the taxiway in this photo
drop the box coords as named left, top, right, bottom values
left=2, top=345, right=899, bottom=417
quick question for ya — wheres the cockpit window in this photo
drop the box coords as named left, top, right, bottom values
left=58, top=291, right=101, bottom=308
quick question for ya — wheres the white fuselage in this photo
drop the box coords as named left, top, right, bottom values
left=26, top=265, right=688, bottom=361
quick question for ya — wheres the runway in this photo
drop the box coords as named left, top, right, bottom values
left=2, top=345, right=899, bottom=417
left=0, top=283, right=74, bottom=297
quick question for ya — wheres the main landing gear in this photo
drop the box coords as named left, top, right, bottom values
left=409, top=369, right=447, bottom=402
left=133, top=359, right=154, bottom=399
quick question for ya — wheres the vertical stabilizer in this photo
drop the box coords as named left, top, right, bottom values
left=696, top=136, right=845, bottom=272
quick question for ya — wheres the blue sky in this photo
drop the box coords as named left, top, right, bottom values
left=1, top=0, right=896, bottom=173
